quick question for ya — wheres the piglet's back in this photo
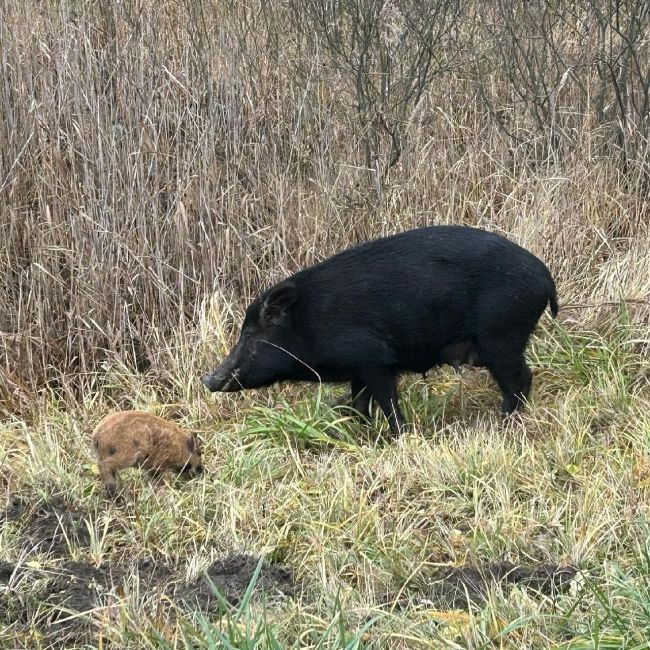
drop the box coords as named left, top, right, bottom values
left=92, top=411, right=183, bottom=464
left=93, top=410, right=158, bottom=446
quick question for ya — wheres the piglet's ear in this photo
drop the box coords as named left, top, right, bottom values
left=260, top=281, right=297, bottom=326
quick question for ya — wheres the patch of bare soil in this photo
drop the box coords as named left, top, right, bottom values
left=412, top=561, right=577, bottom=609
left=0, top=561, right=102, bottom=647
left=178, top=553, right=296, bottom=609
left=36, top=562, right=111, bottom=648
left=3, top=495, right=91, bottom=556
left=2, top=494, right=296, bottom=647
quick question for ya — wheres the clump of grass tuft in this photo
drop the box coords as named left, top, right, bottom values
left=242, top=395, right=365, bottom=452
left=553, top=531, right=650, bottom=648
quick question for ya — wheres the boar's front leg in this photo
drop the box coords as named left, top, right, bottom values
left=361, top=369, right=406, bottom=436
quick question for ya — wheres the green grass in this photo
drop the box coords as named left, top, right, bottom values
left=2, top=317, right=650, bottom=648
left=551, top=531, right=650, bottom=649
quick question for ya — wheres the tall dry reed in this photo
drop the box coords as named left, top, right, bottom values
left=1, top=0, right=648, bottom=413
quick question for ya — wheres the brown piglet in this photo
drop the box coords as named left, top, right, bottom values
left=92, top=410, right=203, bottom=497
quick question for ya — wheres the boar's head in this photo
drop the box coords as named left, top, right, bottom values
left=202, top=281, right=306, bottom=392
left=178, top=431, right=204, bottom=476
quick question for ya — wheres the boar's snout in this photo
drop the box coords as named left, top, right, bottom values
left=201, top=356, right=241, bottom=393
left=201, top=371, right=238, bottom=392
left=201, top=373, right=221, bottom=391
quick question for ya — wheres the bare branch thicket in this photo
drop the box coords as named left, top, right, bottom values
left=588, top=0, right=650, bottom=170
left=473, top=0, right=594, bottom=163
left=288, top=0, right=464, bottom=197
left=474, top=0, right=649, bottom=170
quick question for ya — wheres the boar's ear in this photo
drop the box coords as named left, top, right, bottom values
left=260, top=281, right=297, bottom=326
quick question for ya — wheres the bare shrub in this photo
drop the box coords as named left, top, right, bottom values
left=473, top=0, right=650, bottom=167
left=288, top=0, right=465, bottom=196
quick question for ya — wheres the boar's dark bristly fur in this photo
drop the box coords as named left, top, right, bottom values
left=203, top=226, right=558, bottom=436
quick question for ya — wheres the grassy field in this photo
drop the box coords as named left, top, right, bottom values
left=3, top=308, right=650, bottom=647
left=2, top=0, right=650, bottom=648
left=2, top=313, right=650, bottom=647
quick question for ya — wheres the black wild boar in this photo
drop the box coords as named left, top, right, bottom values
left=202, top=226, right=558, bottom=435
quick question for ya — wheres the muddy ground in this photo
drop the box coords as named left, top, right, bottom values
left=1, top=493, right=576, bottom=648
left=0, top=494, right=296, bottom=648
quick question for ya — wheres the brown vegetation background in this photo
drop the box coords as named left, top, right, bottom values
left=1, top=0, right=649, bottom=412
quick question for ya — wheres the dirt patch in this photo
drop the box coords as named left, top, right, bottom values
left=3, top=495, right=91, bottom=557
left=0, top=558, right=179, bottom=649
left=39, top=562, right=111, bottom=613
left=178, top=553, right=296, bottom=610
left=415, top=561, right=577, bottom=609
left=35, top=562, right=112, bottom=648
left=133, top=557, right=177, bottom=592
left=0, top=495, right=294, bottom=647
left=1, top=553, right=295, bottom=648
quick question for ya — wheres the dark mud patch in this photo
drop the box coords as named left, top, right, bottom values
left=133, top=557, right=177, bottom=591
left=35, top=562, right=113, bottom=648
left=1, top=554, right=295, bottom=648
left=399, top=561, right=577, bottom=610
left=0, top=561, right=113, bottom=648
left=178, top=553, right=296, bottom=610
left=1, top=558, right=183, bottom=649
left=2, top=495, right=91, bottom=557
left=2, top=495, right=295, bottom=646
left=39, top=562, right=112, bottom=612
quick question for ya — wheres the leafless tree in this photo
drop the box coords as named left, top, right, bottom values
left=589, top=0, right=650, bottom=168
left=289, top=0, right=464, bottom=197
left=474, top=0, right=649, bottom=169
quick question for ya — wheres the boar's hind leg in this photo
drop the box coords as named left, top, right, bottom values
left=361, top=369, right=406, bottom=436
left=478, top=338, right=532, bottom=413
left=351, top=379, right=371, bottom=419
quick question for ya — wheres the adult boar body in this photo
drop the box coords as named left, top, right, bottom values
left=202, top=226, right=558, bottom=435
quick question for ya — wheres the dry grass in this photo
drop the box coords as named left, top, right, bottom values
left=1, top=0, right=650, bottom=648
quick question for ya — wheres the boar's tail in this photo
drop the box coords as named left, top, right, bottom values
left=548, top=283, right=559, bottom=318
